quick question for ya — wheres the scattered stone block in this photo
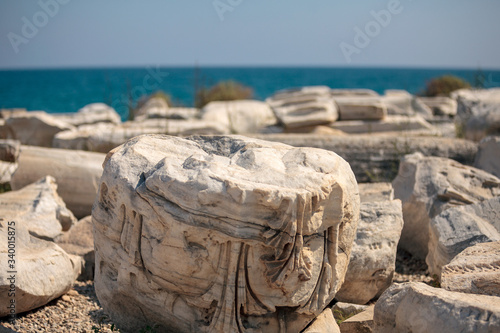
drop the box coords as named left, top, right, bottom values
left=358, top=182, right=394, bottom=203
left=373, top=282, right=500, bottom=333
left=0, top=176, right=76, bottom=241
left=336, top=200, right=403, bottom=304
left=11, top=146, right=105, bottom=219
left=93, top=134, right=360, bottom=332
left=474, top=136, right=500, bottom=178
left=441, top=241, right=500, bottom=297
left=427, top=197, right=500, bottom=277
left=393, top=152, right=500, bottom=259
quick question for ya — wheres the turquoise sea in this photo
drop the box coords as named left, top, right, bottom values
left=1, top=67, right=499, bottom=120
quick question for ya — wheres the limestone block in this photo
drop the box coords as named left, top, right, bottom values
left=453, top=88, right=500, bottom=141
left=330, top=89, right=378, bottom=97
left=0, top=176, right=76, bottom=241
left=251, top=134, right=478, bottom=183
left=336, top=200, right=403, bottom=304
left=427, top=197, right=500, bottom=277
left=373, top=282, right=500, bottom=333
left=0, top=222, right=79, bottom=317
left=442, top=241, right=500, bottom=297
left=0, top=140, right=20, bottom=163
left=474, top=136, right=500, bottom=178
left=267, top=86, right=339, bottom=128
left=54, top=103, right=121, bottom=127
left=4, top=111, right=74, bottom=147
left=56, top=216, right=95, bottom=281
left=329, top=115, right=434, bottom=134
left=418, top=97, right=457, bottom=117
left=358, top=183, right=394, bottom=203
left=201, top=100, right=277, bottom=134
left=393, top=152, right=500, bottom=259
left=93, top=134, right=360, bottom=333
left=10, top=146, right=105, bottom=219
left=339, top=304, right=374, bottom=333
left=333, top=96, right=387, bottom=121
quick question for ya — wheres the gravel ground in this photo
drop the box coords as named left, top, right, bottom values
left=1, top=249, right=435, bottom=333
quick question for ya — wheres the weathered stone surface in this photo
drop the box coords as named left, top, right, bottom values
left=4, top=111, right=74, bottom=147
left=373, top=282, right=500, bottom=333
left=418, top=97, right=457, bottom=117
left=334, top=97, right=387, bottom=121
left=330, top=115, right=434, bottom=134
left=133, top=95, right=169, bottom=119
left=0, top=161, right=17, bottom=185
left=267, top=86, right=339, bottom=128
left=339, top=304, right=374, bottom=333
left=441, top=241, right=500, bottom=297
left=454, top=88, right=500, bottom=141
left=427, top=197, right=500, bottom=277
left=93, top=134, right=360, bottom=333
left=11, top=146, right=105, bottom=219
left=474, top=136, right=500, bottom=178
left=201, top=100, right=277, bottom=134
left=135, top=107, right=200, bottom=121
left=56, top=216, right=94, bottom=281
left=330, top=89, right=378, bottom=97
left=382, top=90, right=413, bottom=116
left=0, top=140, right=20, bottom=163
left=55, top=120, right=229, bottom=153
left=303, top=308, right=340, bottom=333
left=393, top=152, right=500, bottom=259
left=0, top=222, right=79, bottom=317
left=332, top=302, right=368, bottom=319
left=252, top=134, right=478, bottom=183
left=54, top=103, right=121, bottom=127
left=358, top=183, right=394, bottom=203
left=336, top=200, right=403, bottom=304
left=0, top=176, right=76, bottom=240
left=411, top=98, right=434, bottom=120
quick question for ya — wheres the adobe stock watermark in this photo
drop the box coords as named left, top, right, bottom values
left=111, top=66, right=169, bottom=118
left=7, top=0, right=71, bottom=54
left=213, top=0, right=243, bottom=21
left=340, top=0, right=412, bottom=63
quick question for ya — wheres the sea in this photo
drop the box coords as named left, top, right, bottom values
left=1, top=67, right=500, bottom=121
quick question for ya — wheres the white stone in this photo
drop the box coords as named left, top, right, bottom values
left=133, top=95, right=169, bottom=119
left=418, top=97, right=457, bottom=117
left=453, top=88, right=500, bottom=141
left=201, top=100, right=277, bottom=134
left=0, top=176, right=76, bottom=241
left=358, top=182, right=394, bottom=203
left=0, top=139, right=20, bottom=163
left=0, top=222, right=79, bottom=317
left=4, top=111, right=74, bottom=147
left=329, top=115, right=434, bottom=134
left=393, top=152, right=500, bottom=259
left=10, top=146, right=105, bottom=219
left=382, top=90, right=414, bottom=116
left=93, top=134, right=360, bottom=333
left=135, top=107, right=200, bottom=121
left=54, top=103, right=121, bottom=127
left=427, top=197, right=500, bottom=277
left=333, top=96, right=387, bottom=120
left=267, top=86, right=339, bottom=129
left=336, top=200, right=403, bottom=304
left=56, top=216, right=95, bottom=281
left=441, top=241, right=500, bottom=297
left=474, top=136, right=500, bottom=178
left=330, top=89, right=378, bottom=97
left=303, top=308, right=340, bottom=333
left=373, top=282, right=500, bottom=333
left=339, top=304, right=374, bottom=333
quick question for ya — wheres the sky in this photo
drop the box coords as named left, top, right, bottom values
left=1, top=0, right=500, bottom=69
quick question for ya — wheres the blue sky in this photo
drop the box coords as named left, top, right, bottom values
left=1, top=0, right=499, bottom=69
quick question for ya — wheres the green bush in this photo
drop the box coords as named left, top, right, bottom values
left=195, top=80, right=253, bottom=108
left=423, top=75, right=471, bottom=97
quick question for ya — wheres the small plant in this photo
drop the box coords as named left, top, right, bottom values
left=195, top=80, right=253, bottom=108
left=422, top=75, right=471, bottom=97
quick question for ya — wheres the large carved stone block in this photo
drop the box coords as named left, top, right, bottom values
left=93, top=134, right=360, bottom=333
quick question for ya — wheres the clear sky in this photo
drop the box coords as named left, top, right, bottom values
left=1, top=0, right=499, bottom=69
